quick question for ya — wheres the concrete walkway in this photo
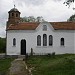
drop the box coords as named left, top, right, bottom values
left=8, top=58, right=31, bottom=75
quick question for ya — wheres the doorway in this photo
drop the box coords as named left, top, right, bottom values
left=21, top=39, right=26, bottom=55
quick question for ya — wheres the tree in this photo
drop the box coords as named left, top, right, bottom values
left=67, top=14, right=75, bottom=21
left=63, top=0, right=74, bottom=8
left=36, top=16, right=45, bottom=22
left=56, top=0, right=74, bottom=9
left=28, top=16, right=36, bottom=22
left=21, top=16, right=45, bottom=22
left=0, top=37, right=6, bottom=53
left=21, top=16, right=29, bottom=22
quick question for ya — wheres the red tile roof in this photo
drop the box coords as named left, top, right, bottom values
left=50, top=22, right=75, bottom=30
left=7, top=22, right=75, bottom=30
left=7, top=22, right=40, bottom=30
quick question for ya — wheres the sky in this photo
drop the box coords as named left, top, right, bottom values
left=0, top=0, right=75, bottom=38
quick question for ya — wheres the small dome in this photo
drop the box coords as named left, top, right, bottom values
left=9, top=8, right=20, bottom=13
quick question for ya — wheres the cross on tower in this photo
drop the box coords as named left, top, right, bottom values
left=14, top=4, right=16, bottom=8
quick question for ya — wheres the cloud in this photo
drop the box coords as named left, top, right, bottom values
left=0, top=0, right=75, bottom=37
left=17, top=0, right=74, bottom=21
left=0, top=25, right=6, bottom=38
left=15, top=0, right=46, bottom=6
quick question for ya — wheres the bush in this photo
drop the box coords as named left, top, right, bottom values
left=52, top=52, right=55, bottom=58
left=47, top=53, right=51, bottom=57
left=0, top=37, right=6, bottom=53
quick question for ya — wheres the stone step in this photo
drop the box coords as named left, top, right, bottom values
left=18, top=55, right=25, bottom=59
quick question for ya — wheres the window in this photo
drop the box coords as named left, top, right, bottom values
left=43, top=34, right=47, bottom=46
left=12, top=13, right=14, bottom=16
left=37, top=35, right=41, bottom=46
left=61, top=38, right=64, bottom=46
left=49, top=35, right=53, bottom=46
left=13, top=38, right=16, bottom=46
left=43, top=25, right=47, bottom=31
left=16, top=13, right=18, bottom=17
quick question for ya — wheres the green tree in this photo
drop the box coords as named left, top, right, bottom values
left=67, top=14, right=75, bottom=21
left=21, top=16, right=45, bottom=22
left=63, top=0, right=74, bottom=7
left=36, top=16, right=45, bottom=22
left=56, top=0, right=74, bottom=9
left=0, top=37, right=6, bottom=53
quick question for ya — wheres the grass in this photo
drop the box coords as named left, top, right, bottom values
left=0, top=58, right=14, bottom=75
left=27, top=54, right=75, bottom=75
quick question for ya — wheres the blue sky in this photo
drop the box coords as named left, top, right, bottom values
left=0, top=0, right=75, bottom=37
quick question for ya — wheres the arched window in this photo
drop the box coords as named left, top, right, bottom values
left=37, top=35, right=41, bottom=46
left=16, top=13, right=18, bottom=17
left=12, top=13, right=14, bottom=16
left=61, top=38, right=64, bottom=46
left=43, top=25, right=47, bottom=31
left=43, top=34, right=47, bottom=46
left=13, top=38, right=16, bottom=46
left=49, top=35, right=53, bottom=46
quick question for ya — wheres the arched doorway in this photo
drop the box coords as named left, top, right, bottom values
left=21, top=39, right=26, bottom=55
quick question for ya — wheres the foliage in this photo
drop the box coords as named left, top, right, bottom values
left=0, top=37, right=6, bottom=53
left=67, top=14, right=75, bottom=21
left=27, top=54, right=75, bottom=75
left=63, top=0, right=74, bottom=8
left=52, top=52, right=55, bottom=57
left=21, top=16, right=45, bottom=22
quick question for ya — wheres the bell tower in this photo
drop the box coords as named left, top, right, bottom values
left=7, top=5, right=21, bottom=27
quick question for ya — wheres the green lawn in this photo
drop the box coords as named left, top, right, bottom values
left=0, top=58, right=14, bottom=75
left=27, top=54, right=75, bottom=75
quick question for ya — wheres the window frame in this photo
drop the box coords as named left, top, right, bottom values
left=49, top=35, right=53, bottom=46
left=13, top=38, right=16, bottom=46
left=60, top=38, right=64, bottom=46
left=16, top=13, right=18, bottom=17
left=12, top=13, right=14, bottom=17
left=43, top=34, right=47, bottom=46
left=43, top=25, right=47, bottom=31
left=37, top=35, right=41, bottom=46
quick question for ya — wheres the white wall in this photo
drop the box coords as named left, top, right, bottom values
left=74, top=30, right=75, bottom=53
left=6, top=22, right=75, bottom=55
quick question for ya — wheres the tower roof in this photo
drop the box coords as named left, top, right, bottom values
left=8, top=7, right=20, bottom=13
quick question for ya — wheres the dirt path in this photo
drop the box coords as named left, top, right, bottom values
left=8, top=58, right=30, bottom=75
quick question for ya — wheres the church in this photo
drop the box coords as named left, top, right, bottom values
left=6, top=7, right=75, bottom=55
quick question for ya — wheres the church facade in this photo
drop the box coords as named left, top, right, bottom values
left=6, top=7, right=75, bottom=55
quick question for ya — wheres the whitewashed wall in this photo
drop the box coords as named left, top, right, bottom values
left=6, top=22, right=75, bottom=55
left=74, top=31, right=75, bottom=53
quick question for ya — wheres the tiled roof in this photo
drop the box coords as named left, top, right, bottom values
left=7, top=22, right=75, bottom=30
left=7, top=22, right=40, bottom=30
left=50, top=22, right=75, bottom=30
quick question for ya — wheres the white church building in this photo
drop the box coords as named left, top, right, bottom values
left=6, top=7, right=75, bottom=55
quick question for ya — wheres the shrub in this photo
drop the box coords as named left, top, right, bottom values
left=0, top=37, right=6, bottom=53
left=47, top=53, right=51, bottom=57
left=52, top=52, right=55, bottom=58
